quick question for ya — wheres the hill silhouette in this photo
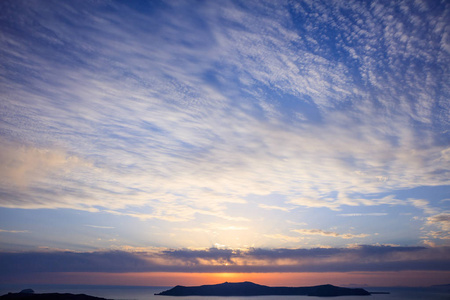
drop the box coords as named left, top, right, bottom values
left=156, top=281, right=371, bottom=297
left=0, top=292, right=110, bottom=300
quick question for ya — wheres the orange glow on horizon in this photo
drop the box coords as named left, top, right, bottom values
left=3, top=271, right=450, bottom=287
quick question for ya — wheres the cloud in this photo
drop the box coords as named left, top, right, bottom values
left=292, top=229, right=369, bottom=239
left=409, top=199, right=438, bottom=215
left=0, top=229, right=29, bottom=233
left=425, top=213, right=450, bottom=240
left=286, top=221, right=308, bottom=226
left=84, top=225, right=115, bottom=229
left=427, top=213, right=450, bottom=227
left=0, top=251, right=152, bottom=274
left=338, top=213, right=388, bottom=217
left=1, top=245, right=449, bottom=274
left=258, top=204, right=291, bottom=212
left=423, top=240, right=437, bottom=247
left=161, top=248, right=237, bottom=265
left=0, top=141, right=91, bottom=189
left=180, top=223, right=249, bottom=232
left=288, top=197, right=341, bottom=211
left=0, top=0, right=448, bottom=222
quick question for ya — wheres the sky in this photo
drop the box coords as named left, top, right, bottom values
left=0, top=0, right=449, bottom=288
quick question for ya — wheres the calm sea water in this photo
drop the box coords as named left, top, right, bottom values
left=0, top=285, right=449, bottom=300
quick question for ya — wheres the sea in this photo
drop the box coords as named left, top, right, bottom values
left=0, top=285, right=449, bottom=300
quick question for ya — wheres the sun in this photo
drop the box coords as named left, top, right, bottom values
left=214, top=272, right=242, bottom=282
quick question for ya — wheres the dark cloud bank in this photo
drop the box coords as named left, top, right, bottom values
left=1, top=245, right=449, bottom=275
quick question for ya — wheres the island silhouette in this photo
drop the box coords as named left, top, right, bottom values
left=156, top=281, right=371, bottom=297
left=0, top=289, right=110, bottom=300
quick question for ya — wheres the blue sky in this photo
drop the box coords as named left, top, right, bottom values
left=0, top=0, right=449, bottom=286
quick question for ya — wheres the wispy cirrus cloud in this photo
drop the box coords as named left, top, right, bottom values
left=292, top=229, right=369, bottom=239
left=258, top=204, right=292, bottom=212
left=0, top=229, right=29, bottom=233
left=338, top=213, right=388, bottom=217
left=84, top=225, right=115, bottom=229
left=0, top=141, right=91, bottom=189
left=0, top=0, right=448, bottom=240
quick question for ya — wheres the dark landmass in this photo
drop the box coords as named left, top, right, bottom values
left=0, top=291, right=110, bottom=300
left=156, top=281, right=371, bottom=297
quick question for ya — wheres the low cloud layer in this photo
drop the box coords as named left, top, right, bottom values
left=1, top=245, right=449, bottom=274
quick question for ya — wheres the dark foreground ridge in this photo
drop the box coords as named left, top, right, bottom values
left=0, top=289, right=110, bottom=300
left=156, top=281, right=371, bottom=297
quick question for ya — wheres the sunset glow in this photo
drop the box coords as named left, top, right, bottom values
left=3, top=271, right=450, bottom=288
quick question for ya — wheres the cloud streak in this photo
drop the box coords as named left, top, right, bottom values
left=0, top=229, right=29, bottom=233
left=339, top=213, right=388, bottom=217
left=292, top=229, right=369, bottom=239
